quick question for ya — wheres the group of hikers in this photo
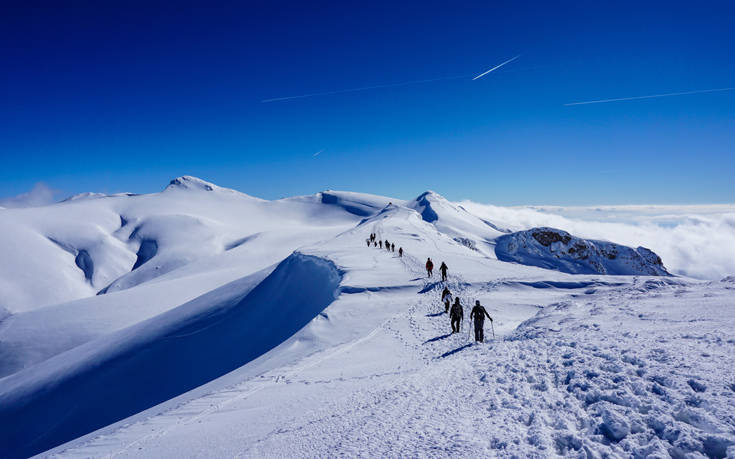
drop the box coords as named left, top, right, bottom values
left=367, top=233, right=403, bottom=257
left=441, top=285, right=493, bottom=342
left=428, top=259, right=493, bottom=341
left=363, top=232, right=494, bottom=343
left=424, top=258, right=449, bottom=281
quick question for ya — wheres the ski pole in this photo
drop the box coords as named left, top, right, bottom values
left=491, top=320, right=495, bottom=340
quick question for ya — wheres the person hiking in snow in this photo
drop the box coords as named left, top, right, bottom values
left=398, top=247, right=403, bottom=257
left=450, top=297, right=463, bottom=333
left=441, top=287, right=452, bottom=313
left=391, top=243, right=395, bottom=252
left=366, top=238, right=371, bottom=247
left=439, top=261, right=448, bottom=282
left=379, top=240, right=382, bottom=249
left=426, top=258, right=434, bottom=277
left=385, top=240, right=390, bottom=251
left=470, top=300, right=493, bottom=342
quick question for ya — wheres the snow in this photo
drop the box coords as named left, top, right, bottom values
left=496, top=227, right=670, bottom=276
left=0, top=177, right=733, bottom=458
left=460, top=200, right=735, bottom=280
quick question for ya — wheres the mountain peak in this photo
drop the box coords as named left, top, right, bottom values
left=165, top=176, right=219, bottom=192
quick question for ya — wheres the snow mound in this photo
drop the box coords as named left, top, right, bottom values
left=0, top=252, right=341, bottom=458
left=318, top=190, right=392, bottom=217
left=495, top=227, right=670, bottom=276
left=165, top=175, right=234, bottom=193
left=407, top=191, right=506, bottom=256
left=61, top=192, right=136, bottom=202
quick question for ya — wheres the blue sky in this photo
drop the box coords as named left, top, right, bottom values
left=1, top=1, right=734, bottom=205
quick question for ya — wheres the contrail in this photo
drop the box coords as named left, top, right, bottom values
left=312, top=149, right=323, bottom=157
left=565, top=87, right=735, bottom=106
left=472, top=55, right=521, bottom=80
left=262, top=74, right=468, bottom=103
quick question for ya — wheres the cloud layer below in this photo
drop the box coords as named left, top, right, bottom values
left=0, top=183, right=57, bottom=209
left=459, top=201, right=735, bottom=280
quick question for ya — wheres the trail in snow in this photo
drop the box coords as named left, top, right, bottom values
left=4, top=183, right=731, bottom=458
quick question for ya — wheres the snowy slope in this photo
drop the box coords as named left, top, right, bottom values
left=0, top=178, right=732, bottom=458
left=40, top=207, right=735, bottom=459
left=407, top=191, right=508, bottom=256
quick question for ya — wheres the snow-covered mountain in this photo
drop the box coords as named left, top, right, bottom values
left=0, top=177, right=732, bottom=458
left=495, top=227, right=670, bottom=276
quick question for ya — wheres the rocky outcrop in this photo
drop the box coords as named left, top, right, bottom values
left=496, top=227, right=670, bottom=276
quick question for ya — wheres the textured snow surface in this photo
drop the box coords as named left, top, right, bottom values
left=0, top=177, right=732, bottom=458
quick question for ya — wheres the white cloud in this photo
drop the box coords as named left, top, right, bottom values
left=0, top=183, right=58, bottom=208
left=459, top=201, right=735, bottom=280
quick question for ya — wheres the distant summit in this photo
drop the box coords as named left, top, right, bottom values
left=165, top=176, right=219, bottom=192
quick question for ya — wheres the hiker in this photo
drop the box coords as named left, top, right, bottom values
left=398, top=247, right=403, bottom=257
left=450, top=297, right=463, bottom=333
left=366, top=239, right=370, bottom=247
left=439, top=262, right=448, bottom=281
left=379, top=241, right=382, bottom=249
left=391, top=243, right=395, bottom=252
left=441, top=286, right=451, bottom=302
left=426, top=258, right=434, bottom=277
left=385, top=240, right=391, bottom=251
left=470, top=300, right=493, bottom=342
left=374, top=241, right=377, bottom=247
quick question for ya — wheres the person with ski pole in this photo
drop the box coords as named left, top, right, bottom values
left=469, top=300, right=493, bottom=342
left=398, top=247, right=403, bottom=257
left=450, top=297, right=463, bottom=333
left=439, top=261, right=448, bottom=282
left=426, top=258, right=434, bottom=278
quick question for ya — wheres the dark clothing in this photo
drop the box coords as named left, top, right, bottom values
left=444, top=298, right=450, bottom=313
left=391, top=244, right=395, bottom=252
left=470, top=305, right=492, bottom=342
left=451, top=316, right=462, bottom=333
left=474, top=320, right=485, bottom=342
left=399, top=248, right=403, bottom=257
left=440, top=262, right=448, bottom=281
left=441, top=287, right=450, bottom=301
left=470, top=305, right=492, bottom=324
left=379, top=241, right=382, bottom=248
left=426, top=260, right=434, bottom=277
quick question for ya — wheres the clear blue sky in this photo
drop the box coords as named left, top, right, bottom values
left=1, top=1, right=734, bottom=205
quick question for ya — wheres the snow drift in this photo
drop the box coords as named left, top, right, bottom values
left=0, top=253, right=341, bottom=458
left=495, top=227, right=670, bottom=276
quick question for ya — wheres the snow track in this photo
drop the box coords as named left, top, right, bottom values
left=2, top=183, right=732, bottom=458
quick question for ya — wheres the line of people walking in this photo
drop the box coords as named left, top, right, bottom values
left=363, top=233, right=494, bottom=342
left=367, top=233, right=402, bottom=257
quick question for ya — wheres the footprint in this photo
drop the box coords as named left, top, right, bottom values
left=687, top=379, right=707, bottom=393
